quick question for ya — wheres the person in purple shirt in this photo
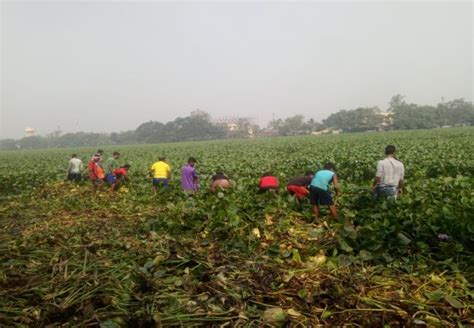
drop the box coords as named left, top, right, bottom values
left=181, top=157, right=199, bottom=193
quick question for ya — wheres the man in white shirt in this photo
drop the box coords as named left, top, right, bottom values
left=67, top=154, right=84, bottom=182
left=372, top=145, right=404, bottom=198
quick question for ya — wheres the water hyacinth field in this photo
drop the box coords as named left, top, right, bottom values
left=0, top=128, right=473, bottom=327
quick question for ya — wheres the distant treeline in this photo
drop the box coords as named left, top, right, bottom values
left=1, top=95, right=472, bottom=150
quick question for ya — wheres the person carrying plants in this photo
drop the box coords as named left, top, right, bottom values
left=258, top=171, right=279, bottom=193
left=287, top=171, right=314, bottom=200
left=181, top=157, right=199, bottom=193
left=66, top=154, right=84, bottom=182
left=150, top=156, right=172, bottom=192
left=210, top=171, right=231, bottom=192
left=105, top=151, right=121, bottom=186
left=110, top=164, right=131, bottom=192
left=309, top=163, right=341, bottom=219
left=372, top=145, right=405, bottom=198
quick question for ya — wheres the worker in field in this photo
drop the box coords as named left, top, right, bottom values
left=90, top=154, right=106, bottom=190
left=210, top=171, right=231, bottom=192
left=181, top=157, right=199, bottom=193
left=88, top=150, right=105, bottom=190
left=150, top=156, right=172, bottom=192
left=88, top=149, right=104, bottom=179
left=258, top=171, right=279, bottom=193
left=105, top=152, right=121, bottom=186
left=310, top=163, right=341, bottom=219
left=372, top=145, right=405, bottom=198
left=287, top=171, right=314, bottom=200
left=66, top=154, right=84, bottom=182
left=111, top=164, right=131, bottom=192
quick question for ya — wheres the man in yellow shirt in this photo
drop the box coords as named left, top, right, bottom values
left=150, top=156, right=171, bottom=192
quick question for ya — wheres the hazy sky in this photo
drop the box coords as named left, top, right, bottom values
left=1, top=1, right=472, bottom=139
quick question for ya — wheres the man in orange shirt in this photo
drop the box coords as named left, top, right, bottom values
left=89, top=150, right=105, bottom=190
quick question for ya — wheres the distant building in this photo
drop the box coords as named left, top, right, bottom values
left=212, top=116, right=257, bottom=136
left=376, top=111, right=394, bottom=131
left=25, top=127, right=36, bottom=137
left=311, top=128, right=342, bottom=136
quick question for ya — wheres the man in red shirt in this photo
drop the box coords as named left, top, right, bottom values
left=111, top=164, right=130, bottom=192
left=258, top=172, right=279, bottom=193
left=287, top=171, right=314, bottom=200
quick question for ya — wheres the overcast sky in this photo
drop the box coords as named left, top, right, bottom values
left=1, top=1, right=472, bottom=139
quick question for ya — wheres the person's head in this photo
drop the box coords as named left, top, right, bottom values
left=123, top=163, right=131, bottom=170
left=305, top=170, right=314, bottom=177
left=216, top=171, right=224, bottom=176
left=159, top=156, right=166, bottom=162
left=188, top=157, right=197, bottom=167
left=324, top=162, right=336, bottom=172
left=262, top=171, right=273, bottom=177
left=93, top=156, right=100, bottom=162
left=113, top=151, right=121, bottom=159
left=71, top=154, right=77, bottom=158
left=385, top=145, right=396, bottom=156
left=97, top=149, right=104, bottom=155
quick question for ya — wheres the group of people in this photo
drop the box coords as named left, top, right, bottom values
left=66, top=145, right=405, bottom=218
left=67, top=149, right=131, bottom=192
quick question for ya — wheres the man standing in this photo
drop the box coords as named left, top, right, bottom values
left=372, top=145, right=405, bottom=198
left=309, top=163, right=341, bottom=219
left=181, top=157, right=199, bottom=193
left=150, top=156, right=171, bottom=192
left=105, top=152, right=121, bottom=186
left=89, top=150, right=104, bottom=190
left=66, top=154, right=83, bottom=182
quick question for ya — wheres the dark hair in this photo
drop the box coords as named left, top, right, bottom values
left=305, top=171, right=314, bottom=176
left=97, top=149, right=104, bottom=154
left=113, top=151, right=121, bottom=156
left=159, top=156, right=166, bottom=161
left=123, top=163, right=131, bottom=169
left=215, top=171, right=224, bottom=175
left=385, top=145, right=396, bottom=155
left=262, top=171, right=273, bottom=177
left=188, top=157, right=197, bottom=163
left=71, top=154, right=77, bottom=158
left=324, top=162, right=336, bottom=171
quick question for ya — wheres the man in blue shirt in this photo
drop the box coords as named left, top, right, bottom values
left=310, top=163, right=341, bottom=219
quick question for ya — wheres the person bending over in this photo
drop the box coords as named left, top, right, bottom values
left=309, top=163, right=340, bottom=219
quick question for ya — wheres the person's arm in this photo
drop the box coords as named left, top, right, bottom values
left=332, top=174, right=341, bottom=196
left=66, top=160, right=72, bottom=176
left=193, top=169, right=199, bottom=183
left=79, top=161, right=84, bottom=173
left=167, top=165, right=171, bottom=180
left=372, top=161, right=383, bottom=191
left=108, top=160, right=113, bottom=174
left=397, top=179, right=404, bottom=195
left=397, top=164, right=405, bottom=195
